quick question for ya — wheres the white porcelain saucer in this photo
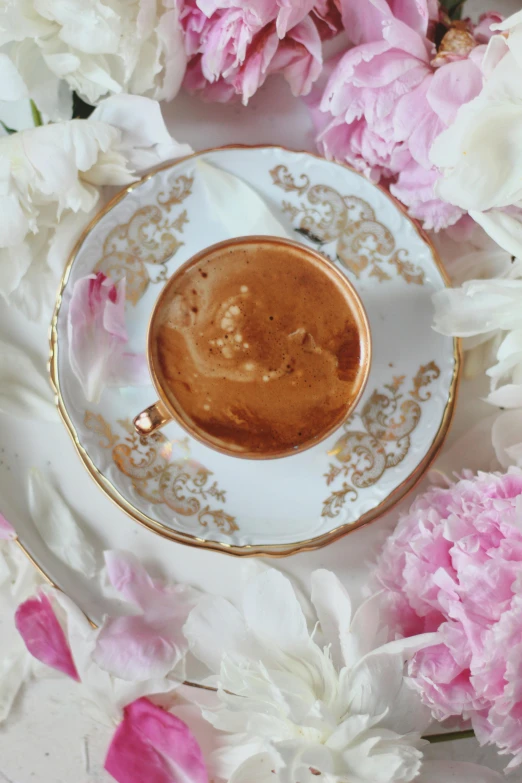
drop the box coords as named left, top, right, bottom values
left=50, top=146, right=459, bottom=556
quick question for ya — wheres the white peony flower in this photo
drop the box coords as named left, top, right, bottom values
left=433, top=259, right=522, bottom=408
left=0, top=0, right=186, bottom=120
left=0, top=93, right=191, bottom=320
left=430, top=10, right=522, bottom=258
left=183, top=568, right=499, bottom=783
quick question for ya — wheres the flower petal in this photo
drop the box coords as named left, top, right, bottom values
left=95, top=551, right=197, bottom=681
left=0, top=53, right=28, bottom=101
left=345, top=634, right=439, bottom=723
left=108, top=353, right=151, bottom=389
left=184, top=595, right=254, bottom=673
left=104, top=697, right=208, bottom=783
left=242, top=569, right=309, bottom=652
left=0, top=339, right=58, bottom=421
left=27, top=468, right=98, bottom=577
left=0, top=651, right=31, bottom=722
left=0, top=512, right=16, bottom=540
left=15, top=591, right=80, bottom=680
left=470, top=208, right=522, bottom=260
left=492, top=410, right=522, bottom=468
left=310, top=569, right=352, bottom=668
left=197, top=160, right=291, bottom=239
left=90, top=95, right=192, bottom=171
left=487, top=384, right=522, bottom=408
left=94, top=615, right=185, bottom=681
left=68, top=272, right=129, bottom=403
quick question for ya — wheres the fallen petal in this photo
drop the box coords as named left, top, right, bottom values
left=0, top=652, right=32, bottom=722
left=197, top=160, right=292, bottom=240
left=0, top=339, right=57, bottom=421
left=68, top=272, right=129, bottom=403
left=105, top=697, right=208, bottom=783
left=15, top=591, right=80, bottom=681
left=28, top=468, right=97, bottom=577
left=0, top=512, right=16, bottom=540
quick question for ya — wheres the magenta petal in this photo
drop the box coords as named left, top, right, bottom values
left=15, top=592, right=80, bottom=681
left=0, top=511, right=16, bottom=540
left=103, top=278, right=128, bottom=341
left=105, top=698, right=208, bottom=783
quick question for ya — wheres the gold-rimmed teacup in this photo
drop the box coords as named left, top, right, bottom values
left=134, top=236, right=371, bottom=459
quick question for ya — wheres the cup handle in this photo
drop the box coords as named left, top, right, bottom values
left=134, top=400, right=172, bottom=435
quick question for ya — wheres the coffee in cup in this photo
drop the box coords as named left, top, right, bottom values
left=134, top=236, right=371, bottom=459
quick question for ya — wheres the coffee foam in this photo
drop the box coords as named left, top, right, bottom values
left=152, top=241, right=365, bottom=455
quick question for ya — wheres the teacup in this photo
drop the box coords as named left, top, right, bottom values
left=134, top=236, right=371, bottom=459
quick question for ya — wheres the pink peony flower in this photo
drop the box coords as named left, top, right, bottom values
left=375, top=468, right=522, bottom=769
left=177, top=0, right=339, bottom=104
left=316, top=1, right=492, bottom=231
left=67, top=272, right=149, bottom=403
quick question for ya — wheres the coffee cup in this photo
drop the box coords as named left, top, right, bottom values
left=134, top=236, right=371, bottom=459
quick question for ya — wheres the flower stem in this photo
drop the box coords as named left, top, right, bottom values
left=424, top=729, right=475, bottom=743
left=30, top=99, right=43, bottom=127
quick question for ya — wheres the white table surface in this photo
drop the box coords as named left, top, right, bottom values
left=1, top=1, right=520, bottom=777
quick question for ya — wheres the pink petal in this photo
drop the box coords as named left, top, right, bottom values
left=104, top=550, right=160, bottom=612
left=0, top=511, right=16, bottom=540
left=94, top=616, right=183, bottom=680
left=95, top=551, right=197, bottom=681
left=109, top=353, right=151, bottom=388
left=15, top=592, right=80, bottom=681
left=68, top=272, right=129, bottom=403
left=105, top=698, right=208, bottom=783
left=103, top=277, right=128, bottom=341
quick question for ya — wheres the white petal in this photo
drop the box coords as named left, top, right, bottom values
left=0, top=339, right=57, bottom=420
left=154, top=7, right=187, bottom=101
left=229, top=752, right=281, bottom=783
left=487, top=383, right=522, bottom=408
left=345, top=634, right=439, bottom=721
left=471, top=208, right=522, bottom=259
left=12, top=41, right=72, bottom=121
left=27, top=468, right=98, bottom=577
left=242, top=569, right=309, bottom=652
left=46, top=206, right=99, bottom=278
left=310, top=569, right=351, bottom=668
left=492, top=410, right=522, bottom=468
left=343, top=591, right=389, bottom=668
left=90, top=94, right=192, bottom=172
left=198, top=160, right=292, bottom=239
left=0, top=652, right=32, bottom=722
left=418, top=761, right=503, bottom=783
left=433, top=278, right=522, bottom=337
left=3, top=222, right=60, bottom=322
left=183, top=595, right=254, bottom=673
left=0, top=53, right=28, bottom=101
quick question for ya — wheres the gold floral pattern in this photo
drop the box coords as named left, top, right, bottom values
left=84, top=413, right=238, bottom=535
left=322, top=362, right=440, bottom=518
left=270, top=165, right=425, bottom=285
left=95, top=174, right=193, bottom=305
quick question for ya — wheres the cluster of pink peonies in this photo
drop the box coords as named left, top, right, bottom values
left=176, top=0, right=342, bottom=104
left=175, top=0, right=504, bottom=233
left=375, top=468, right=522, bottom=770
left=316, top=1, right=501, bottom=231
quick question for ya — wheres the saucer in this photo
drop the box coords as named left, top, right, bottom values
left=50, top=145, right=459, bottom=557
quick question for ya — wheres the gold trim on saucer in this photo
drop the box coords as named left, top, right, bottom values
left=47, top=145, right=461, bottom=558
